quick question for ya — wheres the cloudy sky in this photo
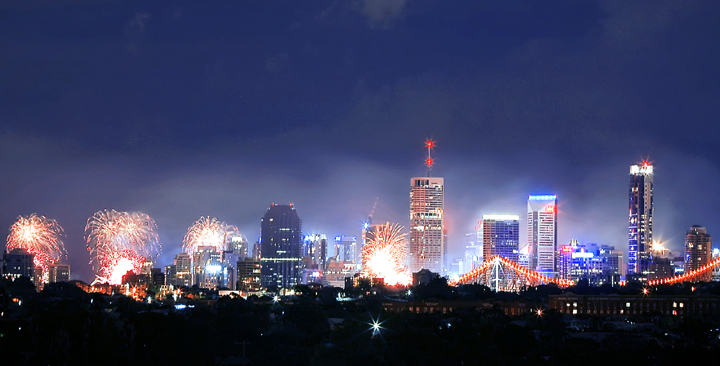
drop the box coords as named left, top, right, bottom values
left=1, top=0, right=719, bottom=281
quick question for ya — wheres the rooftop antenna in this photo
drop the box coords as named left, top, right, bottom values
left=425, top=139, right=435, bottom=177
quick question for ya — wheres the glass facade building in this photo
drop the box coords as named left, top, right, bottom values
left=260, top=203, right=302, bottom=290
left=628, top=163, right=654, bottom=279
left=481, top=215, right=520, bottom=263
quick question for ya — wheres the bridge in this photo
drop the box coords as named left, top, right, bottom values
left=450, top=256, right=574, bottom=291
left=648, top=257, right=720, bottom=286
left=451, top=255, right=720, bottom=291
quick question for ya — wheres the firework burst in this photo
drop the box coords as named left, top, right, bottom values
left=6, top=214, right=67, bottom=282
left=85, top=209, right=161, bottom=285
left=182, top=216, right=239, bottom=255
left=362, top=222, right=411, bottom=286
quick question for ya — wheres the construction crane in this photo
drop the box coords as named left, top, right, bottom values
left=366, top=196, right=379, bottom=228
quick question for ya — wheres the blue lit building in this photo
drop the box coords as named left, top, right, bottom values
left=628, top=163, right=654, bottom=280
left=260, top=203, right=302, bottom=291
left=557, top=241, right=622, bottom=286
left=481, top=215, right=519, bottom=263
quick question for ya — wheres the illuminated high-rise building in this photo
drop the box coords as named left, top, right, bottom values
left=409, top=139, right=445, bottom=274
left=303, top=234, right=328, bottom=270
left=628, top=162, right=654, bottom=279
left=527, top=195, right=558, bottom=276
left=237, top=258, right=262, bottom=293
left=48, top=263, right=70, bottom=283
left=685, top=225, right=712, bottom=281
left=260, top=203, right=302, bottom=290
left=3, top=248, right=35, bottom=280
left=409, top=176, right=445, bottom=274
left=333, top=235, right=358, bottom=263
left=173, top=253, right=192, bottom=287
left=481, top=215, right=519, bottom=263
left=193, top=246, right=223, bottom=288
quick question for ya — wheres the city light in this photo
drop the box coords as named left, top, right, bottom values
left=367, top=315, right=385, bottom=337
left=528, top=195, right=557, bottom=200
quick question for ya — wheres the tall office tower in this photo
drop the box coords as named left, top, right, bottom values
left=165, top=264, right=177, bottom=286
left=481, top=215, right=520, bottom=263
left=628, top=162, right=654, bottom=279
left=173, top=253, right=192, bottom=287
left=261, top=203, right=302, bottom=290
left=3, top=248, right=35, bottom=280
left=527, top=195, right=558, bottom=276
left=333, top=235, right=358, bottom=263
left=193, top=246, right=223, bottom=288
left=409, top=176, right=445, bottom=274
left=48, top=263, right=70, bottom=283
left=303, top=234, right=328, bottom=270
left=409, top=140, right=445, bottom=274
left=237, top=257, right=262, bottom=293
left=685, top=225, right=712, bottom=281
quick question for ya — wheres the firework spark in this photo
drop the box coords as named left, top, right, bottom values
left=85, top=209, right=161, bottom=285
left=362, top=222, right=411, bottom=286
left=182, top=216, right=239, bottom=255
left=6, top=214, right=66, bottom=282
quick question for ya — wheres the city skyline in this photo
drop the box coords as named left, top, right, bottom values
left=1, top=156, right=717, bottom=283
left=2, top=2, right=720, bottom=282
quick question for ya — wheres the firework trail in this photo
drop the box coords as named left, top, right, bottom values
left=362, top=222, right=411, bottom=286
left=182, top=216, right=239, bottom=255
left=85, top=209, right=161, bottom=285
left=6, top=214, right=67, bottom=283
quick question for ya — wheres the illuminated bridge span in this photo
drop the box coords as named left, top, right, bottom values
left=648, top=257, right=720, bottom=286
left=450, top=256, right=574, bottom=291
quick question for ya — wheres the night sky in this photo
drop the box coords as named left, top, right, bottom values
left=2, top=0, right=720, bottom=282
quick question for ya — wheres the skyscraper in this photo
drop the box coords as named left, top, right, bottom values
left=409, top=177, right=445, bottom=274
left=409, top=139, right=445, bottom=274
left=174, top=253, right=192, bottom=287
left=303, top=234, right=328, bottom=270
left=628, top=162, right=654, bottom=279
left=3, top=248, right=35, bottom=280
left=482, top=215, right=520, bottom=263
left=685, top=225, right=712, bottom=281
left=260, top=203, right=302, bottom=290
left=527, top=195, right=558, bottom=276
left=333, top=235, right=358, bottom=263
